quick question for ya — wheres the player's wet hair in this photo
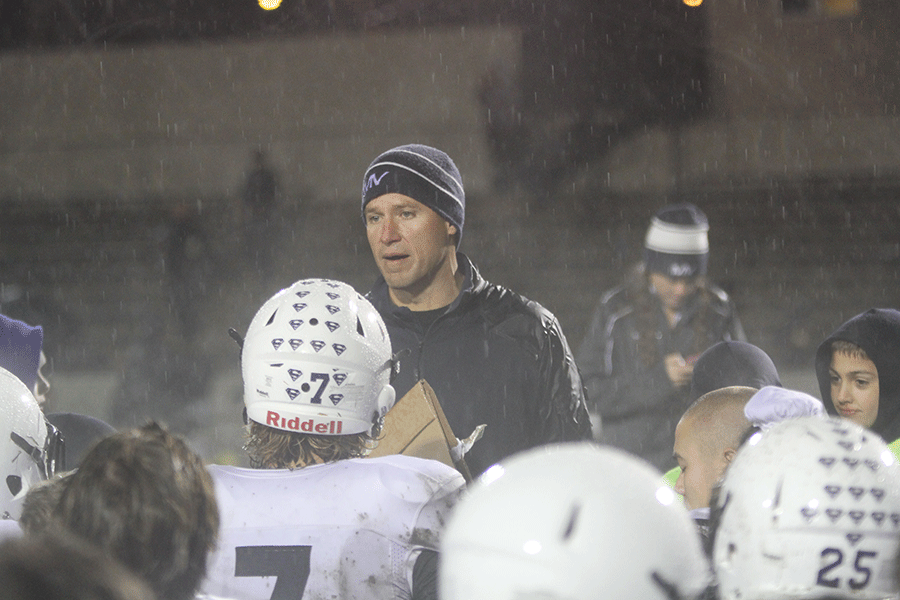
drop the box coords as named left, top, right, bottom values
left=56, top=421, right=219, bottom=600
left=18, top=471, right=73, bottom=537
left=244, top=420, right=382, bottom=469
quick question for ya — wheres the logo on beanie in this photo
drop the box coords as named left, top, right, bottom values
left=669, top=263, right=695, bottom=277
left=363, top=171, right=389, bottom=194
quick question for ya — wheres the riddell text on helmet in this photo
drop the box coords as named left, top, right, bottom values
left=267, top=411, right=343, bottom=434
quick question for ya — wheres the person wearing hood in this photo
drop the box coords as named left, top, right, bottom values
left=815, top=308, right=900, bottom=455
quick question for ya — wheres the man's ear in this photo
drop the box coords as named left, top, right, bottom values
left=447, top=222, right=458, bottom=236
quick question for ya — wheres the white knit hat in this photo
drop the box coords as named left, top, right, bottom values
left=644, top=203, right=709, bottom=277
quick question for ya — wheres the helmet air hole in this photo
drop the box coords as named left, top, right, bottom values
left=6, top=475, right=21, bottom=496
left=301, top=383, right=311, bottom=392
left=357, top=317, right=365, bottom=336
left=265, top=310, right=277, bottom=326
left=562, top=503, right=580, bottom=541
left=310, top=318, right=319, bottom=326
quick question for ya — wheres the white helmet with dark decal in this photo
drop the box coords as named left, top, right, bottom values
left=713, top=416, right=900, bottom=600
left=241, top=278, right=395, bottom=436
left=440, top=442, right=712, bottom=600
left=0, top=367, right=63, bottom=520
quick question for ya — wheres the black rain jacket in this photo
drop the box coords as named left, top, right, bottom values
left=367, top=253, right=593, bottom=476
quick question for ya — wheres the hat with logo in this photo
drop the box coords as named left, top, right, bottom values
left=643, top=203, right=709, bottom=278
left=0, top=314, right=43, bottom=392
left=361, top=144, right=465, bottom=246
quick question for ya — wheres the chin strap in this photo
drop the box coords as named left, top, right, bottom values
left=228, top=327, right=245, bottom=349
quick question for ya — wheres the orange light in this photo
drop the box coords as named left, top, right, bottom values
left=683, top=0, right=702, bottom=6
left=258, top=0, right=282, bottom=9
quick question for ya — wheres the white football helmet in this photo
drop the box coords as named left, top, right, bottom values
left=713, top=416, right=900, bottom=600
left=0, top=367, right=62, bottom=520
left=242, top=278, right=395, bottom=436
left=440, top=442, right=712, bottom=600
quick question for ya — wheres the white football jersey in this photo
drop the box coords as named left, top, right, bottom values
left=0, top=519, right=21, bottom=541
left=200, top=455, right=465, bottom=600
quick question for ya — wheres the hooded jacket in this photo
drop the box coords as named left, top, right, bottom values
left=367, top=253, right=592, bottom=476
left=815, top=308, right=900, bottom=443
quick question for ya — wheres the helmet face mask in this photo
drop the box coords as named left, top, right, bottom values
left=10, top=420, right=64, bottom=480
left=0, top=367, right=59, bottom=520
left=712, top=416, right=900, bottom=600
left=241, top=279, right=395, bottom=436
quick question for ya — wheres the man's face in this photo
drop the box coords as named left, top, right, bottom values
left=673, top=417, right=728, bottom=511
left=648, top=272, right=699, bottom=313
left=364, top=193, right=457, bottom=297
left=830, top=351, right=879, bottom=429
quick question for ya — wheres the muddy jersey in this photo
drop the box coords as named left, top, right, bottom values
left=200, top=455, right=465, bottom=600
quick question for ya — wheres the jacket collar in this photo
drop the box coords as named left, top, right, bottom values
left=369, top=252, right=483, bottom=318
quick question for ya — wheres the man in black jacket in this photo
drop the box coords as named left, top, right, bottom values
left=361, top=143, right=592, bottom=476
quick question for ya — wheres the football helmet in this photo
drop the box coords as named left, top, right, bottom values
left=242, top=278, right=395, bottom=436
left=440, top=442, right=712, bottom=600
left=0, top=367, right=63, bottom=520
left=713, top=416, right=900, bottom=600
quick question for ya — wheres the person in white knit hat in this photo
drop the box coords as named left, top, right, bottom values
left=577, top=203, right=745, bottom=471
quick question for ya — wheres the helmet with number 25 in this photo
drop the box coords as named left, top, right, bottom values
left=713, top=416, right=900, bottom=600
left=242, top=278, right=395, bottom=437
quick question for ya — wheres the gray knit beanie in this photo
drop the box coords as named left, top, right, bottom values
left=643, top=203, right=709, bottom=278
left=361, top=144, right=465, bottom=246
